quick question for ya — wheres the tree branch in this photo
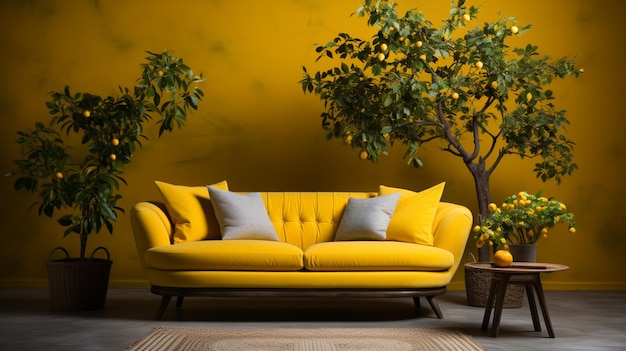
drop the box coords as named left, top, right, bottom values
left=483, top=129, right=501, bottom=160
left=436, top=100, right=471, bottom=160
left=426, top=68, right=472, bottom=161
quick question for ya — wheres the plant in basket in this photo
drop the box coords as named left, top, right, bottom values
left=5, top=50, right=204, bottom=310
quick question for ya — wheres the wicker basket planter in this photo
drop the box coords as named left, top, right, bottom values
left=464, top=263, right=524, bottom=308
left=465, top=243, right=539, bottom=307
left=46, top=247, right=112, bottom=311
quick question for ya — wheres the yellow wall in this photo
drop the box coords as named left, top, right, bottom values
left=0, top=0, right=624, bottom=290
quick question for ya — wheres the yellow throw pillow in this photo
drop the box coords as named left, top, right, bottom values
left=155, top=180, right=228, bottom=243
left=379, top=182, right=445, bottom=246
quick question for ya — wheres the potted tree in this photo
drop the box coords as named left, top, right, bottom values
left=6, top=50, right=204, bottom=310
left=474, top=190, right=576, bottom=262
left=300, top=0, right=581, bottom=305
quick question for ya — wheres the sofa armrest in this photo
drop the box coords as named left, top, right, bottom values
left=131, top=201, right=173, bottom=271
left=432, top=202, right=473, bottom=280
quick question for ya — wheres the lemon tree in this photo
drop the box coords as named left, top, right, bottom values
left=8, top=51, right=204, bottom=260
left=300, top=0, right=581, bottom=261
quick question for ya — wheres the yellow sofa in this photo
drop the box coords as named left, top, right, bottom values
left=131, top=182, right=472, bottom=320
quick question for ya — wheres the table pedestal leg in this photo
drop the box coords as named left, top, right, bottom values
left=481, top=273, right=511, bottom=337
left=525, top=282, right=541, bottom=332
left=531, top=276, right=555, bottom=338
left=481, top=275, right=499, bottom=331
left=482, top=272, right=557, bottom=338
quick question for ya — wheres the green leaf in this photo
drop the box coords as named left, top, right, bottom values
left=383, top=95, right=393, bottom=107
left=341, top=62, right=349, bottom=73
left=58, top=215, right=73, bottom=227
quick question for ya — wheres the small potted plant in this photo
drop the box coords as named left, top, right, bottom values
left=473, top=191, right=577, bottom=262
left=6, top=50, right=204, bottom=310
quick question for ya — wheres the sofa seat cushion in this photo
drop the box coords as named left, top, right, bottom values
left=303, top=241, right=454, bottom=272
left=145, top=240, right=304, bottom=271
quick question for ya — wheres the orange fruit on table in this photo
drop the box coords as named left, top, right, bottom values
left=493, top=250, right=513, bottom=267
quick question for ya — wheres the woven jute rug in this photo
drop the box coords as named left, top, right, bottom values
left=126, top=327, right=485, bottom=351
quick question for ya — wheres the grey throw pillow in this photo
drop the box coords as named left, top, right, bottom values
left=334, top=193, right=401, bottom=241
left=207, top=186, right=279, bottom=241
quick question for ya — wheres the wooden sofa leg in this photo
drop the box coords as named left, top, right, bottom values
left=156, top=295, right=172, bottom=320
left=176, top=296, right=185, bottom=309
left=426, top=296, right=443, bottom=319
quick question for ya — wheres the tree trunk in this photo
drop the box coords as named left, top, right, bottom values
left=80, top=231, right=87, bottom=261
left=467, top=161, right=492, bottom=262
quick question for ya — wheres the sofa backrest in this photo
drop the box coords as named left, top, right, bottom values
left=143, top=187, right=468, bottom=250
left=259, top=192, right=376, bottom=249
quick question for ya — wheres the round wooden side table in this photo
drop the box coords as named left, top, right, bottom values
left=465, top=262, right=569, bottom=338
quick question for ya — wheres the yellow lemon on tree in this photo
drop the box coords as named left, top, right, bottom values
left=490, top=81, right=499, bottom=89
left=419, top=54, right=427, bottom=61
left=157, top=69, right=165, bottom=77
left=475, top=61, right=483, bottom=69
left=111, top=138, right=120, bottom=146
left=83, top=110, right=91, bottom=118
left=109, top=154, right=117, bottom=161
left=359, top=150, right=369, bottom=160
left=377, top=53, right=386, bottom=62
left=569, top=227, right=576, bottom=233
left=55, top=172, right=64, bottom=180
left=344, top=135, right=353, bottom=144
left=511, top=26, right=519, bottom=34
left=451, top=92, right=460, bottom=100
left=463, top=14, right=471, bottom=22
left=416, top=41, right=423, bottom=48
left=488, top=203, right=498, bottom=212
left=380, top=43, right=388, bottom=52
left=493, top=250, right=513, bottom=267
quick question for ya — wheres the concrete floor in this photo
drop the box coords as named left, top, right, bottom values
left=0, top=289, right=624, bottom=351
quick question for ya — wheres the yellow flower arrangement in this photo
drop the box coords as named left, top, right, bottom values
left=473, top=191, right=576, bottom=250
